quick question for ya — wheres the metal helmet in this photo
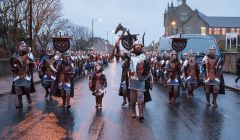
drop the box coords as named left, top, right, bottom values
left=45, top=46, right=55, bottom=56
left=209, top=45, right=216, bottom=50
left=133, top=40, right=143, bottom=47
left=183, top=52, right=188, bottom=56
left=171, top=50, right=177, bottom=55
left=18, top=41, right=29, bottom=56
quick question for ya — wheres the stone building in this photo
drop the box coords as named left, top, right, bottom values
left=164, top=0, right=240, bottom=49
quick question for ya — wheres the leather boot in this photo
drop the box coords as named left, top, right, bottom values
left=16, top=95, right=23, bottom=109
left=138, top=103, right=144, bottom=120
left=131, top=102, right=136, bottom=118
left=206, top=93, right=210, bottom=106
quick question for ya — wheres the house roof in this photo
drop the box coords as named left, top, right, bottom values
left=198, top=12, right=240, bottom=28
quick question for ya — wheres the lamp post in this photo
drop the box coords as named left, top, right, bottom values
left=28, top=0, right=33, bottom=49
left=91, top=18, right=102, bottom=49
left=107, top=30, right=114, bottom=44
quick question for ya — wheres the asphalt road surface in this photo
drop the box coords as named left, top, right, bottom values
left=0, top=62, right=240, bottom=140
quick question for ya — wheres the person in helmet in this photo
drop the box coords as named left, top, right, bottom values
left=53, top=52, right=75, bottom=109
left=38, top=47, right=57, bottom=100
left=119, top=52, right=131, bottom=107
left=202, top=46, right=220, bottom=107
left=10, top=41, right=34, bottom=108
left=128, top=40, right=152, bottom=120
left=89, top=61, right=107, bottom=109
left=166, top=50, right=180, bottom=104
left=184, top=51, right=199, bottom=99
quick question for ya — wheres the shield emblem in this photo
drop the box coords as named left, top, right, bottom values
left=136, top=60, right=151, bottom=80
left=172, top=38, right=187, bottom=52
left=10, top=56, right=23, bottom=75
left=52, top=37, right=70, bottom=53
left=121, top=34, right=137, bottom=50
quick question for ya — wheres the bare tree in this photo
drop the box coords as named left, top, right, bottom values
left=0, top=0, right=28, bottom=53
left=64, top=22, right=92, bottom=50
left=27, top=0, right=65, bottom=52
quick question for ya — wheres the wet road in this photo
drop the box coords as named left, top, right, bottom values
left=1, top=62, right=240, bottom=140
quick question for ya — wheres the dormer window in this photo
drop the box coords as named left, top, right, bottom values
left=180, top=12, right=188, bottom=21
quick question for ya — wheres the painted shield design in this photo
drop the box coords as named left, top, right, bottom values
left=121, top=34, right=137, bottom=51
left=172, top=38, right=187, bottom=52
left=52, top=37, right=70, bottom=53
left=136, top=60, right=151, bottom=81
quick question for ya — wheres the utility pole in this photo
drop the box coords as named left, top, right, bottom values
left=29, top=0, right=33, bottom=49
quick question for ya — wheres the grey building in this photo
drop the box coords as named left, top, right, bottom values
left=164, top=0, right=240, bottom=49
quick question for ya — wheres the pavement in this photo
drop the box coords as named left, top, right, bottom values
left=0, top=72, right=41, bottom=95
left=0, top=72, right=239, bottom=95
left=223, top=73, right=240, bottom=92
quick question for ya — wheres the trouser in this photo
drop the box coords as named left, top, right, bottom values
left=61, top=89, right=71, bottom=106
left=168, top=85, right=178, bottom=103
left=130, top=90, right=144, bottom=117
left=186, top=83, right=198, bottom=97
left=205, top=84, right=219, bottom=104
left=96, top=95, right=103, bottom=106
left=15, top=86, right=32, bottom=106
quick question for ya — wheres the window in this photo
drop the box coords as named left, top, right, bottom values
left=222, top=28, right=226, bottom=35
left=201, top=27, right=206, bottom=35
left=180, top=12, right=188, bottom=21
left=214, top=28, right=220, bottom=35
left=231, top=28, right=235, bottom=33
left=209, top=28, right=212, bottom=35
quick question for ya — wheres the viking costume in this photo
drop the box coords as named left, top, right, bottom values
left=166, top=51, right=180, bottom=104
left=38, top=48, right=57, bottom=100
left=119, top=53, right=131, bottom=106
left=10, top=41, right=34, bottom=108
left=202, top=46, right=220, bottom=107
left=52, top=52, right=75, bottom=109
left=128, top=40, right=150, bottom=120
left=182, top=52, right=199, bottom=99
left=89, top=62, right=107, bottom=109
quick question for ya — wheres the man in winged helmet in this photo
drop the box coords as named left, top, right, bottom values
left=128, top=40, right=151, bottom=120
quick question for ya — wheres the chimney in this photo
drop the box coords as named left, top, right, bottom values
left=183, top=0, right=186, bottom=4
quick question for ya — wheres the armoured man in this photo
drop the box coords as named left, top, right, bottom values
left=119, top=51, right=131, bottom=107
left=54, top=52, right=75, bottom=109
left=128, top=40, right=150, bottom=120
left=202, top=46, right=220, bottom=107
left=89, top=61, right=107, bottom=109
left=38, top=47, right=57, bottom=100
left=10, top=41, right=34, bottom=108
left=166, top=50, right=180, bottom=104
left=183, top=51, right=199, bottom=99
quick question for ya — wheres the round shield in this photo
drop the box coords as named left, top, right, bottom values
left=10, top=56, right=23, bottom=75
left=136, top=60, right=151, bottom=81
left=121, top=35, right=135, bottom=51
left=52, top=37, right=70, bottom=53
left=172, top=38, right=188, bottom=52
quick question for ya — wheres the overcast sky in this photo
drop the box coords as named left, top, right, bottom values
left=62, top=0, right=239, bottom=45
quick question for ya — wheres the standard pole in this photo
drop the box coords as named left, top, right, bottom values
left=29, top=0, right=33, bottom=49
left=92, top=19, right=94, bottom=48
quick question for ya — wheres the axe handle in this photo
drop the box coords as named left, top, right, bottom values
left=108, top=30, right=126, bottom=61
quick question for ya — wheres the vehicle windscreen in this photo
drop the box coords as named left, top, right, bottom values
left=160, top=36, right=220, bottom=55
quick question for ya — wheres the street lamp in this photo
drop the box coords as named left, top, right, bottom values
left=171, top=21, right=177, bottom=35
left=91, top=18, right=102, bottom=49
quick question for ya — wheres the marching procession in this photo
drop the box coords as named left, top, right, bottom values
left=8, top=23, right=225, bottom=123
